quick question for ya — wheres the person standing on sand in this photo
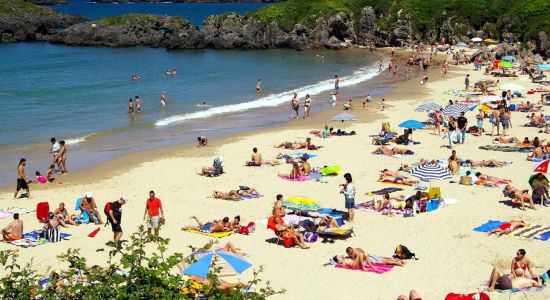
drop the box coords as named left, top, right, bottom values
left=378, top=59, right=384, bottom=73
left=128, top=99, right=134, bottom=114
left=340, top=173, right=355, bottom=223
left=457, top=112, right=468, bottom=144
left=135, top=96, right=142, bottom=112
left=256, top=79, right=262, bottom=94
left=14, top=159, right=29, bottom=199
left=447, top=116, right=457, bottom=149
left=143, top=191, right=164, bottom=242
left=442, top=60, right=449, bottom=76
left=334, top=75, right=340, bottom=95
left=464, top=74, right=470, bottom=91
left=304, top=94, right=312, bottom=119
left=291, top=93, right=299, bottom=119
left=58, top=140, right=67, bottom=174
left=160, top=91, right=167, bottom=107
left=490, top=107, right=501, bottom=136
left=107, top=197, right=127, bottom=250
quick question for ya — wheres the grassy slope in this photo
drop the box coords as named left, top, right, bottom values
left=250, top=0, right=550, bottom=41
left=101, top=13, right=186, bottom=25
left=0, top=0, right=52, bottom=16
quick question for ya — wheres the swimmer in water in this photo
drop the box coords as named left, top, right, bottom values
left=131, top=75, right=141, bottom=81
left=128, top=99, right=134, bottom=114
left=160, top=91, right=167, bottom=107
left=166, top=69, right=171, bottom=76
left=197, top=102, right=210, bottom=108
left=172, top=69, right=177, bottom=76
left=256, top=79, right=262, bottom=94
left=135, top=96, right=142, bottom=112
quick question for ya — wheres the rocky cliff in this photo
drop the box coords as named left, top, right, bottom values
left=24, top=0, right=68, bottom=5
left=0, top=0, right=86, bottom=43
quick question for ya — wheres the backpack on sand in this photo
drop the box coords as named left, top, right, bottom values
left=394, top=244, right=418, bottom=260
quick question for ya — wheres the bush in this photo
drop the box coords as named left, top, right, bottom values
left=0, top=226, right=284, bottom=299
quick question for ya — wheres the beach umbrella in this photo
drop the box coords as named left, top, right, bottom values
left=442, top=104, right=468, bottom=117
left=332, top=113, right=358, bottom=122
left=471, top=37, right=482, bottom=42
left=468, top=104, right=491, bottom=112
left=498, top=61, right=514, bottom=68
left=415, top=102, right=442, bottom=112
left=537, top=64, right=550, bottom=71
left=501, top=55, right=515, bottom=61
left=456, top=41, right=467, bottom=47
left=410, top=164, right=452, bottom=183
left=492, top=60, right=502, bottom=68
left=283, top=196, right=320, bottom=212
left=533, top=160, right=550, bottom=173
left=182, top=249, right=252, bottom=278
left=484, top=38, right=496, bottom=43
left=398, top=120, right=425, bottom=129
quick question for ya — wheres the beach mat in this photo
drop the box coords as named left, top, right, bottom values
left=479, top=145, right=532, bottom=153
left=474, top=221, right=550, bottom=241
left=335, top=263, right=394, bottom=274
left=367, top=187, right=404, bottom=195
left=280, top=173, right=323, bottom=182
left=183, top=228, right=234, bottom=238
left=473, top=220, right=506, bottom=232
left=8, top=232, right=72, bottom=248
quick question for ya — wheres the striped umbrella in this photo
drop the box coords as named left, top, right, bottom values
left=415, top=102, right=442, bottom=112
left=410, top=164, right=452, bottom=183
left=442, top=104, right=468, bottom=117
left=181, top=249, right=252, bottom=278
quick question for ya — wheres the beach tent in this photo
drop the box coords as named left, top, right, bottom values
left=181, top=249, right=252, bottom=278
left=471, top=37, right=482, bottom=42
left=442, top=104, right=468, bottom=117
left=283, top=196, right=320, bottom=212
left=398, top=120, right=425, bottom=129
left=415, top=102, right=442, bottom=112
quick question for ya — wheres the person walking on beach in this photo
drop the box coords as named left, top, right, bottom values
left=334, top=75, right=340, bottom=95
left=340, top=173, right=355, bottom=223
left=128, top=99, right=134, bottom=114
left=304, top=94, right=312, bottom=119
left=378, top=59, right=384, bottom=73
left=291, top=93, right=300, bottom=119
left=464, top=74, right=470, bottom=91
left=160, top=91, right=167, bottom=107
left=433, top=109, right=442, bottom=135
left=256, top=79, right=262, bottom=94
left=442, top=60, right=449, bottom=77
left=59, top=140, right=67, bottom=174
left=143, top=191, right=164, bottom=242
left=107, top=197, right=127, bottom=250
left=457, top=112, right=468, bottom=144
left=14, top=159, right=29, bottom=199
left=490, top=107, right=501, bottom=136
left=447, top=116, right=457, bottom=149
left=135, top=96, right=142, bottom=112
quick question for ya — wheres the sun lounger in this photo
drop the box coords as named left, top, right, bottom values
left=267, top=216, right=295, bottom=248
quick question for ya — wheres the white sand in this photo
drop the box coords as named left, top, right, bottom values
left=1, top=59, right=549, bottom=299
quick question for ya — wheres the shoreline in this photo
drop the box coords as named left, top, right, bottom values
left=1, top=48, right=445, bottom=194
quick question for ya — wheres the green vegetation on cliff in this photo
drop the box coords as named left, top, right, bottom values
left=0, top=0, right=52, bottom=16
left=102, top=13, right=186, bottom=25
left=251, top=0, right=550, bottom=41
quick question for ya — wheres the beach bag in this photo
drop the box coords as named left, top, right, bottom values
left=429, top=187, right=441, bottom=199
left=42, top=228, right=61, bottom=243
left=394, top=244, right=417, bottom=260
left=36, top=202, right=49, bottom=223
left=304, top=232, right=318, bottom=243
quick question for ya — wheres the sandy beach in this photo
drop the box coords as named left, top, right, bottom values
left=1, top=49, right=549, bottom=299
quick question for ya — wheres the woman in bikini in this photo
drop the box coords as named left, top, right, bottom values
left=503, top=185, right=537, bottom=210
left=53, top=202, right=78, bottom=226
left=378, top=174, right=418, bottom=186
left=475, top=172, right=511, bottom=184
left=181, top=216, right=231, bottom=233
left=278, top=162, right=302, bottom=179
left=511, top=249, right=536, bottom=279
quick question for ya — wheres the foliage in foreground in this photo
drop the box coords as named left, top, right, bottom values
left=0, top=226, right=284, bottom=299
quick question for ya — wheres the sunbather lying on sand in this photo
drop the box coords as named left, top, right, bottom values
left=333, top=247, right=404, bottom=271
left=373, top=146, right=413, bottom=156
left=213, top=187, right=261, bottom=200
left=475, top=172, right=511, bottom=184
left=366, top=193, right=415, bottom=211
left=278, top=162, right=302, bottom=179
left=379, top=174, right=419, bottom=185
left=486, top=267, right=542, bottom=291
left=399, top=159, right=436, bottom=171
left=380, top=169, right=413, bottom=179
left=301, top=215, right=343, bottom=233
left=487, top=220, right=527, bottom=236
left=503, top=185, right=537, bottom=210
left=275, top=138, right=320, bottom=150
left=272, top=216, right=310, bottom=249
left=494, top=136, right=521, bottom=144
left=527, top=146, right=545, bottom=161
left=181, top=216, right=231, bottom=232
left=397, top=290, right=422, bottom=300
left=186, top=276, right=246, bottom=294
left=465, top=159, right=509, bottom=167
left=525, top=113, right=546, bottom=127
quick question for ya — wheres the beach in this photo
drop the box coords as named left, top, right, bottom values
left=1, top=49, right=550, bottom=300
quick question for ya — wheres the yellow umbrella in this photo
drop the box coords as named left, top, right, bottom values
left=484, top=38, right=496, bottom=43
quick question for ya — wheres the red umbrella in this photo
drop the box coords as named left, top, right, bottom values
left=492, top=60, right=502, bottom=69
left=533, top=160, right=550, bottom=173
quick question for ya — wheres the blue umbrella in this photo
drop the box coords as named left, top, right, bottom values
left=415, top=102, right=442, bottom=112
left=442, top=104, right=468, bottom=117
left=501, top=55, right=515, bottom=61
left=538, top=64, right=550, bottom=71
left=399, top=120, right=425, bottom=129
left=182, top=249, right=252, bottom=278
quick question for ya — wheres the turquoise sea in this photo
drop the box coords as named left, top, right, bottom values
left=0, top=2, right=388, bottom=187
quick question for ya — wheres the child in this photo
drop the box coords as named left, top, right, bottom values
left=380, top=98, right=386, bottom=111
left=36, top=171, right=47, bottom=184
left=46, top=164, right=55, bottom=182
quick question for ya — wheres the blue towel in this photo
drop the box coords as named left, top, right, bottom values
left=535, top=230, right=550, bottom=241
left=293, top=152, right=318, bottom=159
left=23, top=232, right=72, bottom=240
left=473, top=220, right=505, bottom=232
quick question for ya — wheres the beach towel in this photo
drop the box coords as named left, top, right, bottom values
left=479, top=145, right=532, bottom=153
left=473, top=220, right=550, bottom=241
left=377, top=180, right=412, bottom=186
left=8, top=231, right=72, bottom=248
left=183, top=228, right=234, bottom=238
left=317, top=229, right=353, bottom=237
left=280, top=173, right=323, bottom=182
left=293, top=152, right=318, bottom=159
left=335, top=263, right=394, bottom=274
left=497, top=286, right=545, bottom=293
left=0, top=207, right=35, bottom=218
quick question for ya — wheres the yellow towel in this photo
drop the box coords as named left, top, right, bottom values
left=184, top=229, right=234, bottom=238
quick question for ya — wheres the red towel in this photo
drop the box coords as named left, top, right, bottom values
left=88, top=227, right=100, bottom=238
